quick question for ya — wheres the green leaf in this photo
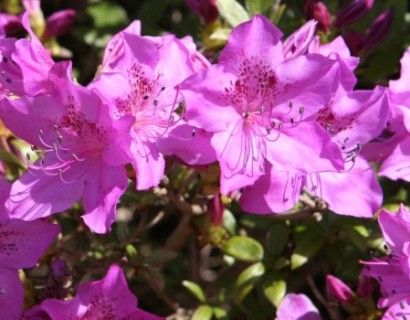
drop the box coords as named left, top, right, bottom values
left=290, top=224, right=326, bottom=269
left=234, top=262, right=265, bottom=303
left=223, top=236, right=264, bottom=262
left=266, top=222, right=289, bottom=259
left=216, top=0, right=250, bottom=27
left=245, top=0, right=272, bottom=15
left=222, top=209, right=237, bottom=235
left=182, top=281, right=207, bottom=303
left=264, top=279, right=286, bottom=307
left=143, top=250, right=178, bottom=266
left=213, top=307, right=228, bottom=319
left=87, top=1, right=129, bottom=28
left=192, top=305, right=213, bottom=320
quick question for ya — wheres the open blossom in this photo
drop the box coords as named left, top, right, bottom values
left=39, top=264, right=163, bottom=320
left=180, top=15, right=344, bottom=194
left=362, top=205, right=410, bottom=308
left=0, top=62, right=133, bottom=233
left=0, top=13, right=55, bottom=97
left=91, top=26, right=212, bottom=189
left=362, top=47, right=410, bottom=181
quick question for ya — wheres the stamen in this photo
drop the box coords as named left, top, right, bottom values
left=38, top=130, right=53, bottom=148
left=72, top=153, right=85, bottom=162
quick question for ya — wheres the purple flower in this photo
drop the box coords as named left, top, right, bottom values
left=180, top=15, right=344, bottom=194
left=335, top=0, right=375, bottom=29
left=362, top=205, right=410, bottom=308
left=91, top=28, right=208, bottom=189
left=0, top=13, right=55, bottom=97
left=367, top=47, right=410, bottom=181
left=0, top=63, right=133, bottom=233
left=277, top=293, right=322, bottom=320
left=40, top=264, right=163, bottom=320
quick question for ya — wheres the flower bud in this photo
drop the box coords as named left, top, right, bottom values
left=208, top=194, right=223, bottom=226
left=326, top=275, right=354, bottom=303
left=342, top=30, right=364, bottom=56
left=304, top=0, right=331, bottom=33
left=0, top=13, right=23, bottom=37
left=362, top=8, right=394, bottom=54
left=185, top=0, right=219, bottom=24
left=43, top=9, right=76, bottom=39
left=335, top=0, right=375, bottom=29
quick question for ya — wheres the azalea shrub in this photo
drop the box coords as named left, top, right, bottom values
left=1, top=0, right=410, bottom=319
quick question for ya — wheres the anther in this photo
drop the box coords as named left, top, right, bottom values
left=242, top=112, right=249, bottom=119
left=192, top=129, right=196, bottom=137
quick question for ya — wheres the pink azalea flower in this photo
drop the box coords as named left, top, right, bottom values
left=0, top=13, right=55, bottom=97
left=40, top=264, right=163, bottom=320
left=366, top=47, right=410, bottom=181
left=91, top=27, right=211, bottom=189
left=0, top=62, right=133, bottom=233
left=277, top=293, right=322, bottom=319
left=180, top=15, right=344, bottom=194
left=362, top=205, right=410, bottom=308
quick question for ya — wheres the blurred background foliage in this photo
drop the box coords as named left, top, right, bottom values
left=2, top=0, right=410, bottom=319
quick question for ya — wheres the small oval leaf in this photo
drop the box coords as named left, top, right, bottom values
left=182, top=280, right=206, bottom=303
left=264, top=280, right=286, bottom=307
left=192, top=305, right=213, bottom=320
left=223, top=236, right=264, bottom=262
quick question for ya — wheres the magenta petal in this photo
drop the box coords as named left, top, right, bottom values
left=180, top=66, right=241, bottom=132
left=266, top=122, right=343, bottom=174
left=42, top=264, right=138, bottom=319
left=379, top=136, right=410, bottom=181
left=156, top=122, right=217, bottom=165
left=378, top=205, right=410, bottom=251
left=0, top=268, right=23, bottom=320
left=277, top=293, right=322, bottom=320
left=306, top=157, right=382, bottom=217
left=0, top=219, right=59, bottom=269
left=382, top=298, right=410, bottom=320
left=81, top=165, right=129, bottom=234
left=219, top=15, right=284, bottom=70
left=283, top=20, right=317, bottom=59
left=240, top=169, right=302, bottom=214
left=131, top=140, right=165, bottom=190
left=8, top=164, right=85, bottom=221
left=0, top=178, right=11, bottom=222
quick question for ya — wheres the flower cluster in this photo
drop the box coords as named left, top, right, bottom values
left=0, top=1, right=409, bottom=318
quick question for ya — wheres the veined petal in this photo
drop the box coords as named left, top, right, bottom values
left=82, top=165, right=129, bottom=234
